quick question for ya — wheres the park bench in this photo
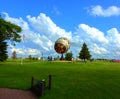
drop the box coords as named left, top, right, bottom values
left=31, top=75, right=52, bottom=96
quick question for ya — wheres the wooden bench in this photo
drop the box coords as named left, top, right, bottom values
left=31, top=75, right=52, bottom=96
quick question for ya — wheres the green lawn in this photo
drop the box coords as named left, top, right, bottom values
left=0, top=60, right=120, bottom=99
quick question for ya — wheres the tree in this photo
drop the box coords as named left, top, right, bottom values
left=12, top=51, right=17, bottom=59
left=79, top=43, right=91, bottom=62
left=28, top=55, right=32, bottom=60
left=0, top=18, right=22, bottom=62
left=65, top=52, right=73, bottom=61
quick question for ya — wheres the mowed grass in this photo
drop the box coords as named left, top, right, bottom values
left=0, top=60, right=120, bottom=99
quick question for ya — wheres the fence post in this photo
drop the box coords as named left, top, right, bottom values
left=41, top=81, right=44, bottom=96
left=31, top=77, right=34, bottom=90
left=48, top=75, right=52, bottom=90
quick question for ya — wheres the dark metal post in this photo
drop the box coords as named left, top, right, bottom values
left=31, top=77, right=34, bottom=89
left=60, top=53, right=64, bottom=60
left=40, top=81, right=44, bottom=96
left=48, top=75, right=52, bottom=90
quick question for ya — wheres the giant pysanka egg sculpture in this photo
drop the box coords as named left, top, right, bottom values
left=54, top=37, right=70, bottom=54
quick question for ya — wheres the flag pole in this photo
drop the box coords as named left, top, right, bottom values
left=21, top=34, right=25, bottom=65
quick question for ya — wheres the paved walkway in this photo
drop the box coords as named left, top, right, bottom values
left=0, top=88, right=37, bottom=99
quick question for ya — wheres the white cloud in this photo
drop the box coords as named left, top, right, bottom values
left=3, top=12, right=120, bottom=59
left=11, top=48, right=40, bottom=57
left=11, top=48, right=24, bottom=55
left=87, top=5, right=120, bottom=17
left=90, top=44, right=107, bottom=55
left=76, top=24, right=108, bottom=44
left=107, top=28, right=120, bottom=46
left=26, top=13, right=72, bottom=40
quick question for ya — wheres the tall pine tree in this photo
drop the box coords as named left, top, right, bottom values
left=79, top=43, right=91, bottom=62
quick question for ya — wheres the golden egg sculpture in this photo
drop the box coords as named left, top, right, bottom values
left=54, top=37, right=70, bottom=54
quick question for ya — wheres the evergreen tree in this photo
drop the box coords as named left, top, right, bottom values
left=79, top=43, right=91, bottom=62
left=0, top=17, right=22, bottom=62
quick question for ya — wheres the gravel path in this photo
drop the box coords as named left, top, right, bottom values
left=0, top=88, right=37, bottom=99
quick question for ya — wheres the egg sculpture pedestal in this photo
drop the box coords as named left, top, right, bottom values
left=54, top=37, right=70, bottom=60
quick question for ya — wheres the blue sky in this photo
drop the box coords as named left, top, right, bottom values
left=0, top=0, right=120, bottom=59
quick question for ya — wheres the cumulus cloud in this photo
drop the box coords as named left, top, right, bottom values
left=90, top=44, right=107, bottom=55
left=3, top=12, right=120, bottom=59
left=107, top=28, right=120, bottom=46
left=77, top=24, right=108, bottom=44
left=87, top=5, right=120, bottom=17
left=10, top=48, right=40, bottom=57
left=26, top=13, right=72, bottom=40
